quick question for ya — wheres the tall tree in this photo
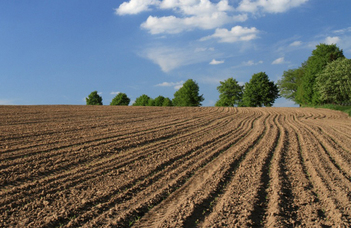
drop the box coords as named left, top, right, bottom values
left=297, top=43, right=344, bottom=105
left=242, top=72, right=279, bottom=107
left=215, top=77, right=243, bottom=107
left=110, top=93, right=130, bottom=106
left=173, top=79, right=204, bottom=107
left=315, top=58, right=351, bottom=105
left=133, top=94, right=151, bottom=106
left=86, top=91, right=103, bottom=105
left=277, top=63, right=305, bottom=104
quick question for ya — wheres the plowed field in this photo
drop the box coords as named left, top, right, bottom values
left=1, top=105, right=351, bottom=227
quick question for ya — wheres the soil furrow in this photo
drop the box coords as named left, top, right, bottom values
left=136, top=110, right=270, bottom=227
left=291, top=119, right=350, bottom=225
left=44, top=113, right=258, bottom=228
left=0, top=106, right=350, bottom=228
left=0, top=114, right=235, bottom=209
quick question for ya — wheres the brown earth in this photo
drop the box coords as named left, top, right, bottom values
left=0, top=105, right=350, bottom=227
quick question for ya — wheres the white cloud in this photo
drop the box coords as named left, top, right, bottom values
left=242, top=60, right=263, bottom=66
left=237, top=0, right=309, bottom=13
left=210, top=59, right=224, bottom=65
left=201, top=26, right=259, bottom=43
left=333, top=27, right=351, bottom=34
left=324, top=36, right=340, bottom=45
left=290, top=41, right=302, bottom=46
left=160, top=0, right=234, bottom=16
left=272, top=57, right=285, bottom=64
left=143, top=47, right=187, bottom=72
left=118, top=0, right=247, bottom=34
left=155, top=81, right=184, bottom=89
left=115, top=0, right=159, bottom=15
left=117, top=0, right=308, bottom=36
left=110, top=91, right=120, bottom=95
left=142, top=45, right=218, bottom=72
left=141, top=12, right=246, bottom=34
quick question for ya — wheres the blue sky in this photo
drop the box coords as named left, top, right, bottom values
left=1, top=0, right=350, bottom=106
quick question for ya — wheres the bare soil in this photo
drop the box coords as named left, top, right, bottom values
left=0, top=105, right=350, bottom=227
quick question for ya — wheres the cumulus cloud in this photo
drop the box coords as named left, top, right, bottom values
left=117, top=0, right=308, bottom=36
left=210, top=59, right=224, bottom=65
left=272, top=57, right=285, bottom=64
left=155, top=81, right=184, bottom=89
left=324, top=36, right=340, bottom=45
left=237, top=0, right=309, bottom=13
left=119, top=0, right=248, bottom=34
left=110, top=91, right=120, bottom=95
left=115, top=0, right=159, bottom=15
left=201, top=26, right=259, bottom=43
left=141, top=12, right=246, bottom=34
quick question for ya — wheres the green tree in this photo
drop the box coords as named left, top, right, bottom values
left=162, top=97, right=173, bottom=106
left=172, top=79, right=204, bottom=107
left=277, top=63, right=305, bottom=104
left=133, top=94, right=151, bottom=106
left=315, top=58, right=351, bottom=105
left=242, top=72, right=279, bottom=107
left=86, top=91, right=103, bottom=105
left=110, top=93, right=130, bottom=106
left=147, top=98, right=155, bottom=106
left=297, top=43, right=344, bottom=105
left=215, top=77, right=243, bottom=107
left=154, top=96, right=165, bottom=106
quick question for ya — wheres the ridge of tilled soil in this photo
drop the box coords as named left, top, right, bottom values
left=0, top=106, right=350, bottom=227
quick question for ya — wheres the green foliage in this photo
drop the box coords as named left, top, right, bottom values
left=110, top=93, right=130, bottom=106
left=242, top=72, right=279, bottom=107
left=133, top=94, right=151, bottom=106
left=315, top=58, right=351, bottom=105
left=297, top=43, right=344, bottom=105
left=162, top=97, right=173, bottom=106
left=86, top=91, right=103, bottom=105
left=173, top=79, right=204, bottom=107
left=215, top=78, right=243, bottom=107
left=303, top=104, right=351, bottom=116
left=277, top=64, right=305, bottom=104
left=154, top=96, right=165, bottom=106
left=147, top=98, right=155, bottom=106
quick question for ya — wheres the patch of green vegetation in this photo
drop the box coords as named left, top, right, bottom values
left=303, top=104, right=351, bottom=116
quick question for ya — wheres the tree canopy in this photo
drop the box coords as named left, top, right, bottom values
left=154, top=96, right=165, bottom=106
left=215, top=78, right=243, bottom=107
left=277, top=64, right=305, bottom=104
left=296, top=43, right=344, bottom=105
left=173, top=79, right=204, bottom=107
left=133, top=94, right=151, bottom=106
left=110, top=93, right=130, bottom=106
left=278, top=43, right=348, bottom=106
left=242, top=72, right=279, bottom=107
left=162, top=97, right=173, bottom=106
left=86, top=91, right=103, bottom=105
left=315, top=58, right=351, bottom=105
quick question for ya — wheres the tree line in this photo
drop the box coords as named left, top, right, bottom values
left=86, top=79, right=203, bottom=107
left=86, top=43, right=350, bottom=107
